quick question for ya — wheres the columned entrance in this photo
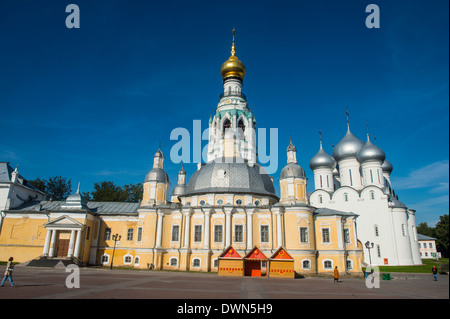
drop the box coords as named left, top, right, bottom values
left=42, top=216, right=85, bottom=259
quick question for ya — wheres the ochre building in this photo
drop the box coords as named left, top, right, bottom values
left=0, top=34, right=376, bottom=277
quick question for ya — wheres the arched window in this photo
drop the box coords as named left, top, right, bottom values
left=323, top=259, right=333, bottom=270
left=192, top=258, right=201, bottom=268
left=170, top=257, right=178, bottom=267
left=318, top=195, right=323, bottom=204
left=238, top=118, right=245, bottom=132
left=370, top=191, right=375, bottom=200
left=223, top=118, right=231, bottom=134
left=344, top=193, right=348, bottom=202
left=302, top=260, right=311, bottom=269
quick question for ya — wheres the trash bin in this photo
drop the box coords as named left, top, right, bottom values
left=381, top=273, right=391, bottom=280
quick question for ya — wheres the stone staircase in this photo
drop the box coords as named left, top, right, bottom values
left=24, top=256, right=82, bottom=268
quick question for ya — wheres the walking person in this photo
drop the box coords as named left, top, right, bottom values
left=333, top=266, right=340, bottom=283
left=432, top=265, right=438, bottom=281
left=1, top=257, right=15, bottom=287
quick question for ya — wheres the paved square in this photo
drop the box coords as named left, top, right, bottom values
left=0, top=265, right=448, bottom=300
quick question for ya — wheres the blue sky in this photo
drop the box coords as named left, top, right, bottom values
left=0, top=0, right=448, bottom=225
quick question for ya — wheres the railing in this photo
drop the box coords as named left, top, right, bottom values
left=219, top=91, right=247, bottom=100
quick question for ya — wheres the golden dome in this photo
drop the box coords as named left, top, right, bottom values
left=220, top=29, right=246, bottom=80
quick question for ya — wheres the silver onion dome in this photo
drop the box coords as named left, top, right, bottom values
left=381, top=159, right=393, bottom=174
left=280, top=163, right=305, bottom=179
left=144, top=168, right=169, bottom=183
left=309, top=144, right=336, bottom=171
left=332, top=128, right=365, bottom=162
left=172, top=184, right=186, bottom=196
left=356, top=137, right=386, bottom=163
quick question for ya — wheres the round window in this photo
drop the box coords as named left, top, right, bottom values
left=236, top=199, right=243, bottom=205
left=199, top=200, right=206, bottom=206
left=216, top=199, right=224, bottom=205
left=254, top=200, right=261, bottom=206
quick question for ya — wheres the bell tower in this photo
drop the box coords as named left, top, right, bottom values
left=207, top=29, right=256, bottom=164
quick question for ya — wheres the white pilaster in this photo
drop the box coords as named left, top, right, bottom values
left=183, top=210, right=191, bottom=249
left=43, top=229, right=52, bottom=257
left=74, top=229, right=82, bottom=258
left=48, top=229, right=57, bottom=257
left=246, top=209, right=254, bottom=249
left=203, top=209, right=211, bottom=250
left=68, top=229, right=76, bottom=257
left=156, top=211, right=164, bottom=249
left=224, top=207, right=232, bottom=247
left=275, top=211, right=283, bottom=248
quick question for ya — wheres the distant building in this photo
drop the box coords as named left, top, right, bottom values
left=0, top=162, right=46, bottom=211
left=418, top=234, right=440, bottom=259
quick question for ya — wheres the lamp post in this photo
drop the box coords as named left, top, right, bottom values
left=110, top=233, right=121, bottom=270
left=365, top=241, right=374, bottom=267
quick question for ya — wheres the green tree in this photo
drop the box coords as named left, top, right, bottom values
left=417, top=222, right=435, bottom=238
left=29, top=176, right=72, bottom=201
left=46, top=176, right=72, bottom=201
left=122, top=183, right=143, bottom=202
left=28, top=177, right=47, bottom=193
left=435, top=214, right=449, bottom=258
left=83, top=181, right=143, bottom=203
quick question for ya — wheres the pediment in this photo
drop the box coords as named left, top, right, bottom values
left=44, top=215, right=84, bottom=229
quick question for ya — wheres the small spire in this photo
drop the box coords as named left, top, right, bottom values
left=366, top=123, right=370, bottom=140
left=231, top=28, right=236, bottom=56
left=319, top=129, right=323, bottom=148
left=345, top=107, right=350, bottom=128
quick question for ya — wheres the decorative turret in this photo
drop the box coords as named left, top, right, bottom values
left=61, top=182, right=88, bottom=210
left=142, top=146, right=170, bottom=206
left=279, top=139, right=307, bottom=204
left=171, top=164, right=187, bottom=202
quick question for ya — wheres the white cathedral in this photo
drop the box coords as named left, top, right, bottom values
left=308, top=123, right=422, bottom=266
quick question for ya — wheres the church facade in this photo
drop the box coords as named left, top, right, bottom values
left=0, top=33, right=421, bottom=276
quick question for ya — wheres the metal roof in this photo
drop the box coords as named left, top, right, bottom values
left=7, top=200, right=139, bottom=215
left=417, top=234, right=436, bottom=240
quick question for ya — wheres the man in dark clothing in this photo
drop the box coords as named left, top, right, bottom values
left=432, top=265, right=438, bottom=281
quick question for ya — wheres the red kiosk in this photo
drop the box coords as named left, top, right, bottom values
left=243, top=246, right=268, bottom=277
left=218, top=246, right=243, bottom=277
left=268, top=246, right=295, bottom=278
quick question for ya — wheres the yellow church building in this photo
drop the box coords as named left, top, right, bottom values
left=0, top=32, right=364, bottom=277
